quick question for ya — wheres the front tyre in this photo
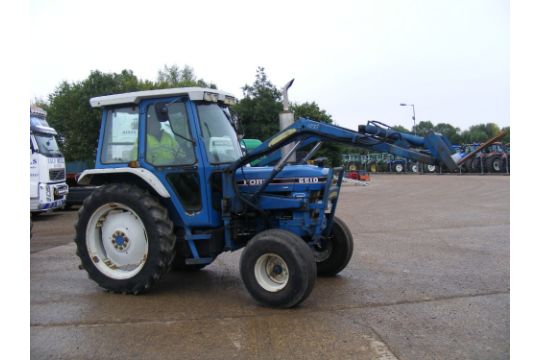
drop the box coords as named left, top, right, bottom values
left=313, top=216, right=354, bottom=276
left=240, top=229, right=316, bottom=308
left=75, top=183, right=175, bottom=294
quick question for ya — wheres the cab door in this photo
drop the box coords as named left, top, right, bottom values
left=138, top=97, right=212, bottom=227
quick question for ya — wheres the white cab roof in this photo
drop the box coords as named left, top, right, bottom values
left=89, top=87, right=237, bottom=108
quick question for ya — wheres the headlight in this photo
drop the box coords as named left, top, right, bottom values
left=224, top=96, right=237, bottom=105
left=203, top=92, right=219, bottom=102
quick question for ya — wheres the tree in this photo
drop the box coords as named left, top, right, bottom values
left=413, top=121, right=435, bottom=136
left=501, top=126, right=510, bottom=144
left=460, top=123, right=501, bottom=144
left=46, top=70, right=147, bottom=161
left=391, top=124, right=410, bottom=133
left=291, top=102, right=332, bottom=124
left=46, top=65, right=215, bottom=162
left=234, top=67, right=282, bottom=140
left=433, top=123, right=461, bottom=144
left=291, top=102, right=342, bottom=166
left=157, top=64, right=216, bottom=89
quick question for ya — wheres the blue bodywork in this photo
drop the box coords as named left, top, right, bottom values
left=92, top=98, right=458, bottom=265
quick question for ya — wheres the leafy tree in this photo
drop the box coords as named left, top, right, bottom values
left=234, top=67, right=282, bottom=140
left=391, top=124, right=410, bottom=133
left=290, top=102, right=342, bottom=166
left=156, top=64, right=216, bottom=88
left=46, top=65, right=214, bottom=162
left=460, top=123, right=501, bottom=144
left=46, top=70, right=147, bottom=161
left=501, top=126, right=510, bottom=144
left=291, top=102, right=332, bottom=124
left=433, top=123, right=461, bottom=144
left=413, top=121, right=435, bottom=136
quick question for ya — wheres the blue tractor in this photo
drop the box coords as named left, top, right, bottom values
left=75, top=88, right=460, bottom=308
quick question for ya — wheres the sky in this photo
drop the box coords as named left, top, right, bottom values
left=30, top=0, right=509, bottom=131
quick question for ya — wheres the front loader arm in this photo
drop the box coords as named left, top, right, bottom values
left=227, top=118, right=459, bottom=172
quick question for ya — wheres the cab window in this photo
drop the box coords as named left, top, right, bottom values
left=145, top=102, right=196, bottom=166
left=101, top=106, right=139, bottom=164
left=197, top=103, right=242, bottom=164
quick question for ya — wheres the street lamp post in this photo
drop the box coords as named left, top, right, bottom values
left=400, top=103, right=416, bottom=135
left=400, top=103, right=420, bottom=173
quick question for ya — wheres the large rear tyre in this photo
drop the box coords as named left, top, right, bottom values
left=471, top=157, right=483, bottom=173
left=393, top=163, right=405, bottom=173
left=75, top=183, right=175, bottom=294
left=240, top=229, right=316, bottom=308
left=313, top=216, right=354, bottom=276
left=486, top=155, right=502, bottom=173
left=423, top=163, right=438, bottom=173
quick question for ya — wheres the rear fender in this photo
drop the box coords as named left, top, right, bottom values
left=78, top=168, right=171, bottom=198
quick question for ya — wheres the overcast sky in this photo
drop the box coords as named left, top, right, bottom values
left=30, top=0, right=508, bottom=131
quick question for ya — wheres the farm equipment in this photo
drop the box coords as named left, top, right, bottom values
left=458, top=131, right=509, bottom=173
left=75, top=88, right=461, bottom=308
left=484, top=142, right=510, bottom=173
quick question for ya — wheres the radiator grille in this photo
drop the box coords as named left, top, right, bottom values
left=49, top=169, right=65, bottom=181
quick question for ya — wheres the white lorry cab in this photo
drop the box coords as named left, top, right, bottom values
left=30, top=106, right=68, bottom=213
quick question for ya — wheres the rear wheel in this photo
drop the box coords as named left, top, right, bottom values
left=313, top=216, right=354, bottom=276
left=393, top=163, right=404, bottom=173
left=471, top=157, right=483, bottom=173
left=500, top=155, right=509, bottom=173
left=423, top=164, right=438, bottom=173
left=75, top=183, right=175, bottom=294
left=486, top=155, right=502, bottom=173
left=240, top=229, right=316, bottom=308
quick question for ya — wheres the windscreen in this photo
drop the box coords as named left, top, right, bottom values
left=197, top=103, right=243, bottom=164
left=34, top=132, right=62, bottom=157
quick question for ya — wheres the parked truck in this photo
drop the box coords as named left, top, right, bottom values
left=30, top=106, right=68, bottom=214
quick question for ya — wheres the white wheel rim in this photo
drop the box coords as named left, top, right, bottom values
left=493, top=160, right=500, bottom=171
left=412, top=165, right=418, bottom=172
left=86, top=203, right=148, bottom=280
left=254, top=253, right=289, bottom=292
left=427, top=165, right=436, bottom=172
left=395, top=164, right=403, bottom=172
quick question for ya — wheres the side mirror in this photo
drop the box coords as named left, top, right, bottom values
left=155, top=103, right=170, bottom=122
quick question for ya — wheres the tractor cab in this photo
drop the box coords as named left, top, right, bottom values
left=83, top=88, right=244, bottom=227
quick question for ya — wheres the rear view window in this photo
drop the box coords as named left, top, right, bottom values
left=101, top=107, right=139, bottom=164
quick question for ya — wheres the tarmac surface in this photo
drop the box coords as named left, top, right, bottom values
left=31, top=175, right=509, bottom=359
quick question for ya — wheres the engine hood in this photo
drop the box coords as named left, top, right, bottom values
left=235, top=165, right=329, bottom=192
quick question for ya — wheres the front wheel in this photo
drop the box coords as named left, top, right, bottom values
left=74, top=183, right=175, bottom=294
left=240, top=229, right=316, bottom=308
left=313, top=216, right=354, bottom=276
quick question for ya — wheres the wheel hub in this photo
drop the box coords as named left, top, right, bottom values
left=86, top=203, right=149, bottom=280
left=272, top=264, right=283, bottom=275
left=254, top=253, right=289, bottom=292
left=111, top=231, right=130, bottom=251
